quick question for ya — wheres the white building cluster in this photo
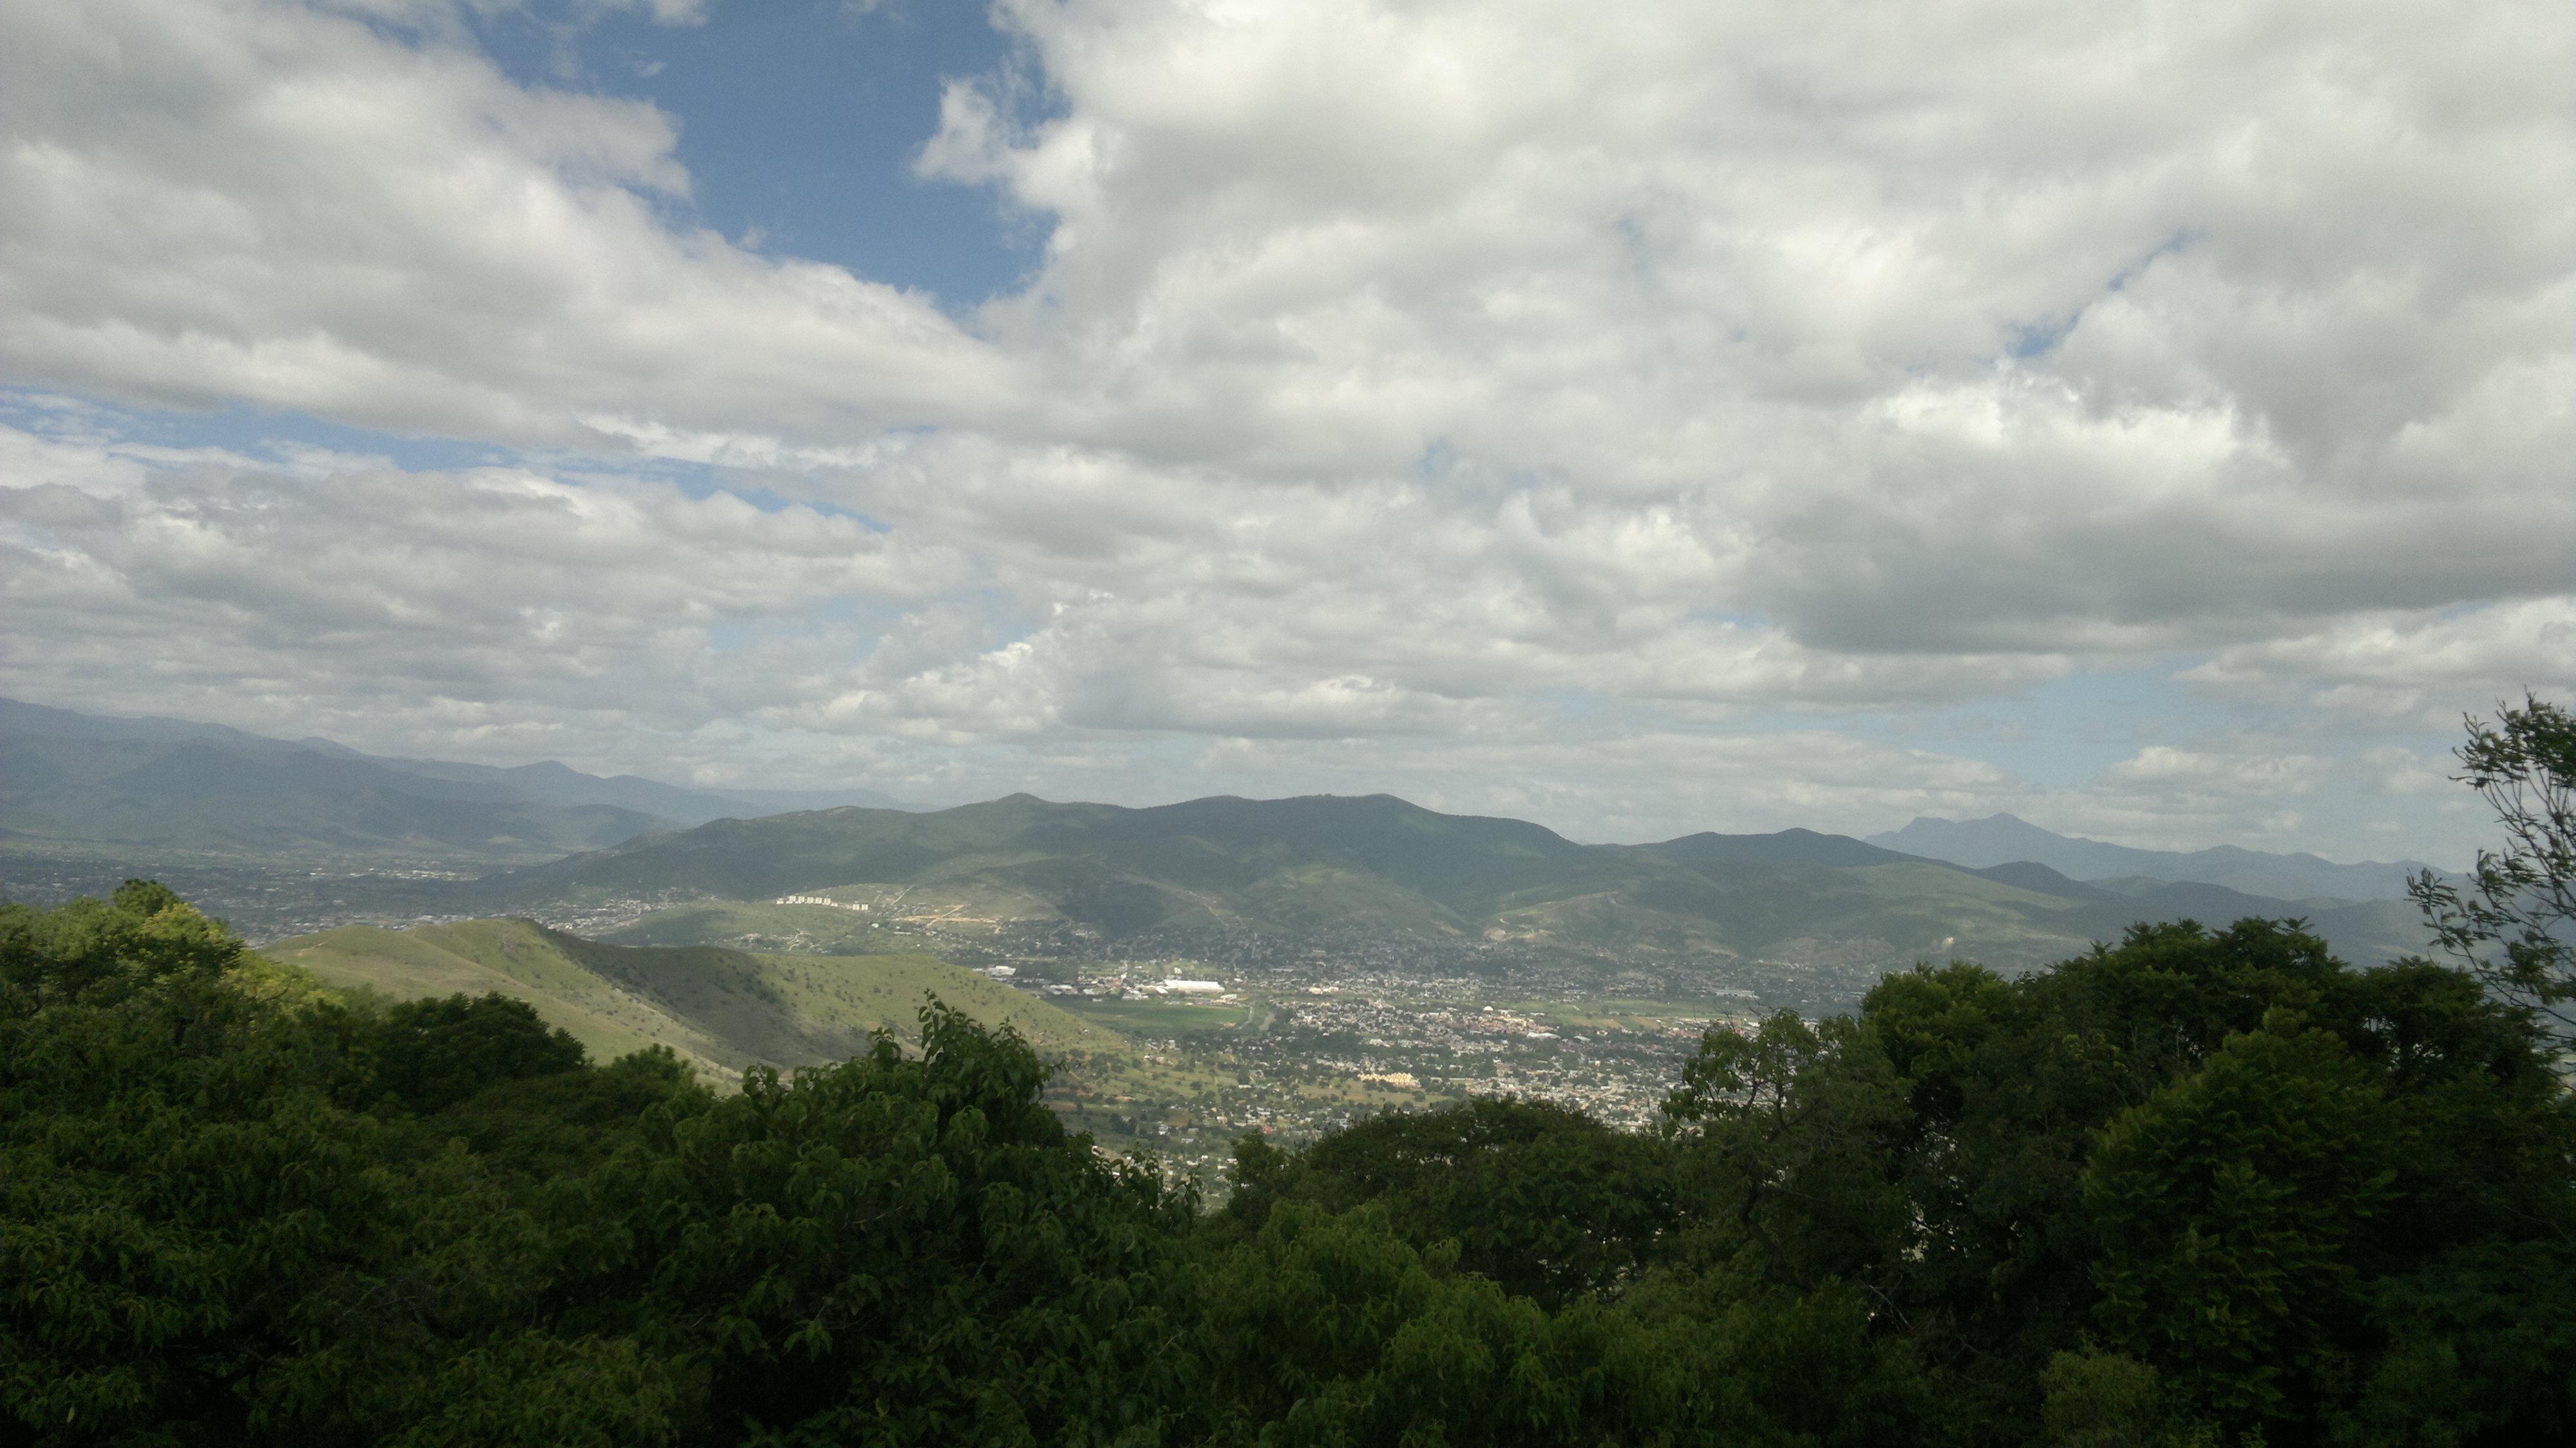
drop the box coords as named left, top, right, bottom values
left=774, top=895, right=870, bottom=911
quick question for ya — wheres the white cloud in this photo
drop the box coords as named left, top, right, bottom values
left=932, top=0, right=2573, bottom=652
left=2099, top=745, right=2332, bottom=797
left=2181, top=598, right=2576, bottom=725
left=0, top=0, right=1009, bottom=447
left=0, top=0, right=2569, bottom=859
left=0, top=421, right=965, bottom=745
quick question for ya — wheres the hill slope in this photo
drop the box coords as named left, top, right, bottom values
left=493, top=792, right=1618, bottom=935
left=266, top=918, right=1117, bottom=1080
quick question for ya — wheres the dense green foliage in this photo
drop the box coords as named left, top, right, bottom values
left=6, top=884, right=2572, bottom=1445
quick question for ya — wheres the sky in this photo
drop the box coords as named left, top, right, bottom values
left=1, top=0, right=2570, bottom=863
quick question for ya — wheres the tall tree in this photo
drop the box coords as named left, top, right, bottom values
left=2411, top=694, right=2576, bottom=1046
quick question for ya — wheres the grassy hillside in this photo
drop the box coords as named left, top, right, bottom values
left=267, top=918, right=1119, bottom=1081
left=271, top=920, right=692, bottom=1066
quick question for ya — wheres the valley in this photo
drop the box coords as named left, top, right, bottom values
left=261, top=910, right=1752, bottom=1181
left=4, top=706, right=2446, bottom=1179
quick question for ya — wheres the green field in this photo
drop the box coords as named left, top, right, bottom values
left=1058, top=995, right=1253, bottom=1036
left=600, top=899, right=934, bottom=953
left=1506, top=998, right=1737, bottom=1033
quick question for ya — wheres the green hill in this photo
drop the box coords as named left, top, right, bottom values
left=470, top=794, right=2430, bottom=975
left=267, top=918, right=1121, bottom=1081
left=487, top=793, right=1616, bottom=930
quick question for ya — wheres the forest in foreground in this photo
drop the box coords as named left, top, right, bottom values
left=6, top=877, right=2573, bottom=1447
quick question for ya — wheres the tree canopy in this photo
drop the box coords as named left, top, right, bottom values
left=4, top=880, right=2571, bottom=1446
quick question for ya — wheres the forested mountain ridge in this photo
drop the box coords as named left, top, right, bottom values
left=486, top=791, right=2430, bottom=973
left=495, top=791, right=1609, bottom=927
left=5, top=700, right=2433, bottom=976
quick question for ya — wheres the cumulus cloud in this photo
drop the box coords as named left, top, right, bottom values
left=0, top=0, right=2570, bottom=857
left=0, top=404, right=2061, bottom=841
left=0, top=0, right=1011, bottom=446
left=2181, top=599, right=2576, bottom=724
left=933, top=0, right=2574, bottom=644
left=0, top=417, right=962, bottom=745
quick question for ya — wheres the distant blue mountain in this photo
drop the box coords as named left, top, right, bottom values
left=1868, top=813, right=2433, bottom=902
left=0, top=698, right=911, bottom=864
left=1640, top=828, right=1919, bottom=870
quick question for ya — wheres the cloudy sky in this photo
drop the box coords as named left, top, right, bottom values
left=2, top=0, right=2569, bottom=861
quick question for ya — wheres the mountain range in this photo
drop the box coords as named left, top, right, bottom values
left=5, top=698, right=2445, bottom=981
left=0, top=697, right=908, bottom=864
left=471, top=792, right=2432, bottom=978
left=1868, top=813, right=2434, bottom=902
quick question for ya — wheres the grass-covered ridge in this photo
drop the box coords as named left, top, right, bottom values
left=269, top=917, right=1116, bottom=1080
